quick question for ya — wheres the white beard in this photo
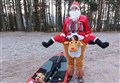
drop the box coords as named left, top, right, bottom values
left=69, top=10, right=81, bottom=21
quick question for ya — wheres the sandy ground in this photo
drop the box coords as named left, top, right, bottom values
left=0, top=31, right=120, bottom=83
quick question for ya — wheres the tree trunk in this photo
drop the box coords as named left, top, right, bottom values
left=87, top=4, right=92, bottom=28
left=5, top=0, right=10, bottom=30
left=34, top=0, right=40, bottom=31
left=27, top=0, right=32, bottom=31
left=39, top=0, right=42, bottom=31
left=114, top=8, right=117, bottom=30
left=63, top=1, right=66, bottom=21
left=9, top=0, right=14, bottom=31
left=23, top=0, right=29, bottom=31
left=48, top=0, right=51, bottom=25
left=15, top=0, right=24, bottom=31
left=83, top=2, right=86, bottom=15
left=56, top=0, right=62, bottom=31
left=105, top=1, right=110, bottom=31
left=0, top=0, right=6, bottom=31
left=93, top=12, right=97, bottom=31
left=51, top=0, right=55, bottom=27
left=11, top=0, right=17, bottom=31
left=55, top=0, right=58, bottom=32
left=24, top=0, right=32, bottom=31
left=114, top=0, right=119, bottom=31
left=42, top=0, right=46, bottom=31
left=96, top=0, right=103, bottom=31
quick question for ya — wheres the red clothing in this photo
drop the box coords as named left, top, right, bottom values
left=62, top=15, right=92, bottom=36
left=52, top=15, right=96, bottom=43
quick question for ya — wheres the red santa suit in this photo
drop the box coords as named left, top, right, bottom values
left=42, top=1, right=109, bottom=80
left=52, top=15, right=97, bottom=44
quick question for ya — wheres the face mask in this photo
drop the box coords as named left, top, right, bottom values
left=69, top=10, right=81, bottom=21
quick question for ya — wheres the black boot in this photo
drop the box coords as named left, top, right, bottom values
left=42, top=39, right=54, bottom=48
left=78, top=77, right=84, bottom=83
left=67, top=76, right=73, bottom=82
left=95, top=38, right=109, bottom=49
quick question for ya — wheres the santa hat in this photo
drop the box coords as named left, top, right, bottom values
left=70, top=1, right=80, bottom=10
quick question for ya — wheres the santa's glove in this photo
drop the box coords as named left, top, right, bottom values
left=95, top=38, right=109, bottom=49
left=42, top=39, right=54, bottom=48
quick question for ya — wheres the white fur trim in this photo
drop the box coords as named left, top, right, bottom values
left=51, top=37, right=55, bottom=42
left=77, top=35, right=84, bottom=40
left=60, top=33, right=65, bottom=37
left=94, top=37, right=98, bottom=42
left=71, top=33, right=77, bottom=36
left=90, top=34, right=93, bottom=35
left=66, top=35, right=72, bottom=40
left=71, top=33, right=84, bottom=40
left=70, top=5, right=80, bottom=10
left=29, top=81, right=33, bottom=83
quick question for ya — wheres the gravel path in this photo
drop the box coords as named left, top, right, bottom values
left=1, top=31, right=120, bottom=83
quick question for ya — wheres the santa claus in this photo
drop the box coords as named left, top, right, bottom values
left=42, top=1, right=109, bottom=82
left=42, top=1, right=109, bottom=49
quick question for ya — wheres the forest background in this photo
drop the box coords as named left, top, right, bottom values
left=0, top=0, right=120, bottom=32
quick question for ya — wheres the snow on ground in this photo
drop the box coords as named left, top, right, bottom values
left=0, top=31, right=120, bottom=83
